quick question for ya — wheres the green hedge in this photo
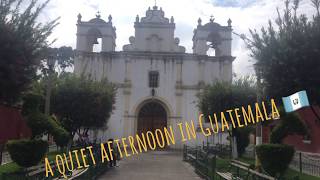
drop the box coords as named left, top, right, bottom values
left=256, top=144, right=295, bottom=177
left=21, top=93, right=43, bottom=115
left=6, top=139, right=48, bottom=168
left=25, top=112, right=50, bottom=138
left=270, top=111, right=307, bottom=144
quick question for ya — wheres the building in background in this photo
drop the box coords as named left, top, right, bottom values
left=262, top=106, right=320, bottom=153
left=74, top=6, right=235, bottom=149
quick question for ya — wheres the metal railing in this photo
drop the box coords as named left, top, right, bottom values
left=202, top=141, right=231, bottom=158
left=290, top=152, right=320, bottom=177
left=243, top=145, right=255, bottom=159
left=243, top=148, right=320, bottom=177
left=183, top=145, right=216, bottom=180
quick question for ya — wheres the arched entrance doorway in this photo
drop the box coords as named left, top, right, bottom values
left=137, top=101, right=167, bottom=135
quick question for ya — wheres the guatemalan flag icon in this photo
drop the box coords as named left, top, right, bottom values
left=282, top=90, right=310, bottom=113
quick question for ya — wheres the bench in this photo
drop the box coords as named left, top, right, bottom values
left=216, top=159, right=275, bottom=180
left=216, top=172, right=234, bottom=180
left=24, top=159, right=86, bottom=179
left=25, top=161, right=59, bottom=177
left=216, top=160, right=250, bottom=180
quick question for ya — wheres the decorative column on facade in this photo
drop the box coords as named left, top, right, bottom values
left=174, top=58, right=183, bottom=149
left=175, top=58, right=183, bottom=115
left=219, top=57, right=234, bottom=82
left=198, top=59, right=205, bottom=87
left=123, top=58, right=132, bottom=137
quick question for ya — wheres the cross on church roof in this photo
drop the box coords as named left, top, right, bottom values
left=210, top=15, right=215, bottom=22
left=96, top=11, right=101, bottom=18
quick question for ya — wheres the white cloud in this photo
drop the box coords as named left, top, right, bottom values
left=38, top=0, right=316, bottom=76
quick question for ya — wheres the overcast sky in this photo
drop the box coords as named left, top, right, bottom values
left=39, top=0, right=316, bottom=76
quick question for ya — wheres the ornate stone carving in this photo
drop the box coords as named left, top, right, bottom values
left=140, top=6, right=170, bottom=24
left=77, top=13, right=82, bottom=23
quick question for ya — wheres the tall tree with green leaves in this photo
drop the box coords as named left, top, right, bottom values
left=40, top=46, right=74, bottom=77
left=198, top=77, right=257, bottom=158
left=51, top=74, right=115, bottom=145
left=247, top=0, right=318, bottom=174
left=0, top=0, right=58, bottom=105
left=248, top=0, right=320, bottom=106
left=0, top=0, right=57, bottom=165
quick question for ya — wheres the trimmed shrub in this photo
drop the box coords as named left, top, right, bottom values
left=270, top=111, right=307, bottom=144
left=25, top=112, right=50, bottom=138
left=48, top=117, right=70, bottom=147
left=22, top=93, right=43, bottom=116
left=22, top=93, right=50, bottom=138
left=7, top=139, right=48, bottom=167
left=256, top=144, right=295, bottom=177
left=52, top=128, right=70, bottom=147
left=235, top=127, right=252, bottom=157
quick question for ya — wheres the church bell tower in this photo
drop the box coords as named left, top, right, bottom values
left=192, top=17, right=233, bottom=56
left=76, top=13, right=116, bottom=52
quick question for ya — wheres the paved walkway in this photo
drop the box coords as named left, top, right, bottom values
left=98, top=151, right=202, bottom=180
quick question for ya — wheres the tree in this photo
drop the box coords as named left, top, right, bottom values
left=51, top=74, right=115, bottom=144
left=198, top=77, right=257, bottom=158
left=0, top=0, right=58, bottom=105
left=247, top=0, right=318, bottom=174
left=40, top=46, right=74, bottom=77
left=0, top=0, right=57, bottom=165
left=7, top=92, right=70, bottom=167
left=248, top=0, right=320, bottom=106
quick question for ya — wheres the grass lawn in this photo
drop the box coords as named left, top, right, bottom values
left=286, top=169, right=320, bottom=180
left=0, top=162, right=21, bottom=176
left=215, top=157, right=231, bottom=171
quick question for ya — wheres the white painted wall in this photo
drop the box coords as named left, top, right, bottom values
left=74, top=6, right=233, bottom=149
left=75, top=52, right=232, bottom=148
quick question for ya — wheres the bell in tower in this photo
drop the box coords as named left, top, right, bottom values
left=192, top=16, right=232, bottom=56
left=76, top=12, right=116, bottom=52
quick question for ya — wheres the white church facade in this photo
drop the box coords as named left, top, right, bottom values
left=74, top=6, right=235, bottom=149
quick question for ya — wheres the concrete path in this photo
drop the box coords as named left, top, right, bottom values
left=98, top=151, right=202, bottom=180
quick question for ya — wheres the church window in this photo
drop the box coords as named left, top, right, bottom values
left=149, top=71, right=159, bottom=88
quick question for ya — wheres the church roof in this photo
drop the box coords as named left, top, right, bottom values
left=199, top=19, right=222, bottom=31
left=88, top=17, right=107, bottom=24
